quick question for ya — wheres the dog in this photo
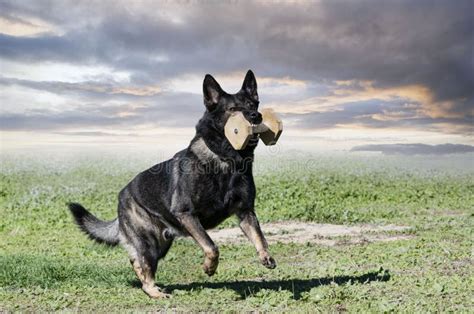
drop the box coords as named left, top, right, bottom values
left=68, top=70, right=276, bottom=299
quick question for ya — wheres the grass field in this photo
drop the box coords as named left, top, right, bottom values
left=1, top=152, right=473, bottom=312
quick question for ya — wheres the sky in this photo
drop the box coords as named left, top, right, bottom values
left=0, top=0, right=473, bottom=154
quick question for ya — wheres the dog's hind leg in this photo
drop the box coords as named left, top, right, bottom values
left=119, top=200, right=173, bottom=299
left=124, top=233, right=173, bottom=299
left=133, top=252, right=170, bottom=299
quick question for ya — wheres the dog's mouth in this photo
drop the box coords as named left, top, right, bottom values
left=247, top=125, right=260, bottom=147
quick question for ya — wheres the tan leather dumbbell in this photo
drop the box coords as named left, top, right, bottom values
left=224, top=108, right=283, bottom=150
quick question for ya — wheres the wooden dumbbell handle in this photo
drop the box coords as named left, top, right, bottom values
left=251, top=123, right=269, bottom=134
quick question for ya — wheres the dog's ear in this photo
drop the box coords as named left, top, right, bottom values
left=203, top=74, right=223, bottom=111
left=241, top=69, right=258, bottom=102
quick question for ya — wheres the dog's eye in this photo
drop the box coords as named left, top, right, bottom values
left=229, top=107, right=238, bottom=112
left=247, top=101, right=259, bottom=109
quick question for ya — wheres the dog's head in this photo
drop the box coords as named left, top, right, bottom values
left=202, top=70, right=262, bottom=133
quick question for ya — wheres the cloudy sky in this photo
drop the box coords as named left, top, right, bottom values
left=1, top=0, right=473, bottom=153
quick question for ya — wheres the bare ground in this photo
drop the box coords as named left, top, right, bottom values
left=209, top=221, right=413, bottom=246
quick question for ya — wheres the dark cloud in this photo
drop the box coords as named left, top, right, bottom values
left=0, top=0, right=472, bottom=133
left=351, top=143, right=474, bottom=155
left=285, top=100, right=473, bottom=135
left=0, top=92, right=204, bottom=131
left=53, top=131, right=139, bottom=137
left=0, top=33, right=86, bottom=63
left=0, top=76, right=161, bottom=100
left=285, top=101, right=387, bottom=129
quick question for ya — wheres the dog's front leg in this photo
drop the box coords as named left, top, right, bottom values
left=237, top=210, right=276, bottom=269
left=177, top=213, right=219, bottom=276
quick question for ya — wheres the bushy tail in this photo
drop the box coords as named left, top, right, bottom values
left=68, top=202, right=120, bottom=246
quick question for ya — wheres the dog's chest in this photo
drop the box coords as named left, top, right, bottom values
left=193, top=170, right=252, bottom=225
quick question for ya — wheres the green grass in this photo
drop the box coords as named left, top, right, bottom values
left=1, top=153, right=473, bottom=312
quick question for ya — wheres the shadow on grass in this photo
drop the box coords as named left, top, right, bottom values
left=131, top=268, right=390, bottom=300
left=2, top=254, right=389, bottom=300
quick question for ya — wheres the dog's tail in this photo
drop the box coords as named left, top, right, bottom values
left=68, top=202, right=120, bottom=246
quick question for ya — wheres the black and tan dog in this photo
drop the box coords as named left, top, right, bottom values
left=68, top=70, right=276, bottom=298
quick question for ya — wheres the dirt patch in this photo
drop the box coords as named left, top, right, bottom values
left=209, top=221, right=413, bottom=246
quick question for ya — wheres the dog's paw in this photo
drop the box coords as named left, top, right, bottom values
left=202, top=261, right=218, bottom=276
left=203, top=250, right=219, bottom=276
left=203, top=258, right=219, bottom=276
left=260, top=254, right=277, bottom=269
left=143, top=285, right=172, bottom=299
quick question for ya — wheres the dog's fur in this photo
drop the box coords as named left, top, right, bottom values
left=68, top=70, right=276, bottom=298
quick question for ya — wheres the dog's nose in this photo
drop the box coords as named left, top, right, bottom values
left=249, top=112, right=262, bottom=123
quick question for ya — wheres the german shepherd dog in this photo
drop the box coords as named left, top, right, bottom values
left=68, top=70, right=276, bottom=298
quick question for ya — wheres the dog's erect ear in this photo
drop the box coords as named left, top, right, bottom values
left=241, top=69, right=258, bottom=102
left=203, top=74, right=223, bottom=111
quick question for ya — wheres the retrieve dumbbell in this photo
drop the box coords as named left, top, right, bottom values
left=224, top=108, right=283, bottom=150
